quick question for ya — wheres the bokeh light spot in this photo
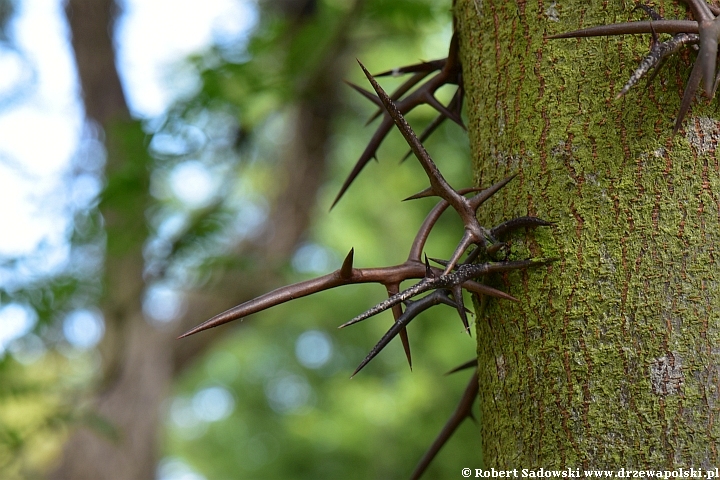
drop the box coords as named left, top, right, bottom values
left=295, top=330, right=332, bottom=369
left=191, top=385, right=235, bottom=422
left=169, top=161, right=216, bottom=209
left=265, top=373, right=312, bottom=414
left=0, top=303, right=37, bottom=355
left=63, top=309, right=104, bottom=349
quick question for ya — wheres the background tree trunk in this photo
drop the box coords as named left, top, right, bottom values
left=458, top=0, right=720, bottom=468
left=50, top=0, right=349, bottom=478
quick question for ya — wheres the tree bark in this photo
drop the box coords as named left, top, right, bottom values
left=457, top=0, right=720, bottom=468
left=50, top=1, right=349, bottom=478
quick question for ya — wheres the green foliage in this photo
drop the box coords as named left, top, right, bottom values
left=0, top=0, right=485, bottom=477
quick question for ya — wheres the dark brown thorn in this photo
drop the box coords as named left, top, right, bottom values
left=467, top=173, right=517, bottom=210
left=547, top=20, right=699, bottom=39
left=404, top=185, right=481, bottom=202
left=334, top=34, right=462, bottom=207
left=374, top=58, right=446, bottom=77
left=490, top=216, right=553, bottom=238
left=357, top=60, right=470, bottom=220
left=635, top=4, right=663, bottom=22
left=400, top=87, right=465, bottom=162
left=179, top=269, right=349, bottom=338
left=674, top=54, right=704, bottom=133
left=451, top=283, right=470, bottom=334
left=409, top=367, right=479, bottom=480
left=386, top=283, right=412, bottom=370
left=445, top=359, right=478, bottom=375
left=443, top=231, right=478, bottom=275
left=366, top=70, right=433, bottom=124
left=421, top=90, right=464, bottom=127
left=399, top=326, right=412, bottom=370
left=404, top=186, right=435, bottom=201
left=424, top=255, right=436, bottom=279
left=330, top=115, right=393, bottom=209
left=340, top=248, right=355, bottom=279
left=344, top=80, right=383, bottom=109
left=181, top=249, right=430, bottom=338
left=463, top=246, right=482, bottom=264
left=350, top=290, right=459, bottom=377
left=461, top=280, right=518, bottom=302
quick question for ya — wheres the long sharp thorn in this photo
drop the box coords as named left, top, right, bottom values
left=491, top=216, right=553, bottom=238
left=387, top=283, right=412, bottom=370
left=674, top=54, right=704, bottom=133
left=331, top=116, right=393, bottom=209
left=400, top=88, right=465, bottom=162
left=462, top=280, right=518, bottom=302
left=178, top=271, right=343, bottom=338
left=399, top=325, right=412, bottom=370
left=357, top=60, right=465, bottom=211
left=180, top=250, right=367, bottom=338
left=404, top=186, right=434, bottom=201
left=422, top=91, right=464, bottom=127
left=351, top=290, right=458, bottom=377
left=340, top=248, right=355, bottom=279
left=445, top=359, right=478, bottom=375
left=409, top=368, right=479, bottom=480
left=405, top=185, right=482, bottom=202
left=374, top=58, right=446, bottom=77
left=344, top=80, right=383, bottom=109
left=547, top=20, right=699, bottom=39
left=443, top=231, right=476, bottom=275
left=424, top=255, right=436, bottom=279
left=367, top=71, right=432, bottom=123
left=451, top=284, right=470, bottom=334
left=468, top=174, right=517, bottom=210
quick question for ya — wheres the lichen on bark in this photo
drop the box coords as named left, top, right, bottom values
left=457, top=0, right=720, bottom=468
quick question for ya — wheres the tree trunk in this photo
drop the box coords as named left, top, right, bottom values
left=458, top=0, right=720, bottom=468
left=459, top=0, right=720, bottom=469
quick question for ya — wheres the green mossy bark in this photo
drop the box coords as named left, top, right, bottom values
left=457, top=0, right=720, bottom=468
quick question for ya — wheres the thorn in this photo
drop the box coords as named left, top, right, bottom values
left=490, top=216, right=553, bottom=238
left=350, top=290, right=460, bottom=377
left=424, top=255, right=437, bottom=279
left=451, top=284, right=471, bottom=334
left=340, top=248, right=355, bottom=279
left=548, top=7, right=720, bottom=133
left=445, top=359, right=477, bottom=375
left=403, top=186, right=434, bottom=201
left=334, top=34, right=463, bottom=206
left=462, top=280, right=518, bottom=302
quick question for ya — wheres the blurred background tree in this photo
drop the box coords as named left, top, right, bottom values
left=0, top=0, right=481, bottom=478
